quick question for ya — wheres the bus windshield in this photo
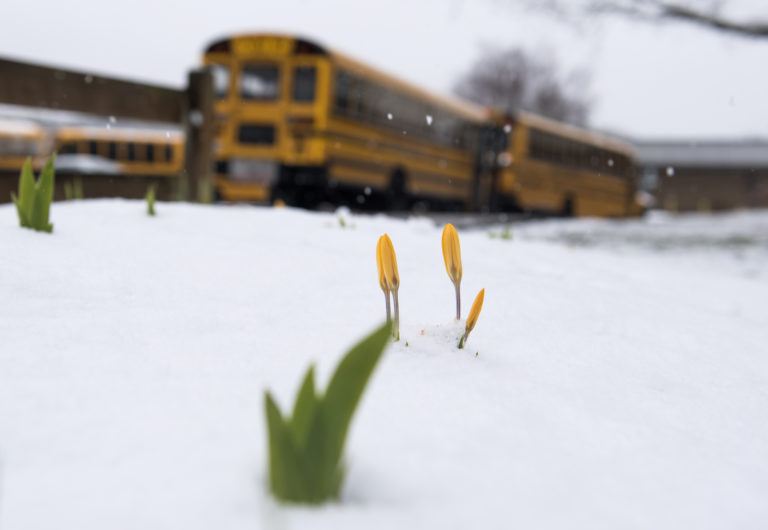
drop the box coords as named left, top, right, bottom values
left=240, top=65, right=279, bottom=100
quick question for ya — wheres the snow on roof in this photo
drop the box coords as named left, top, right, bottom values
left=0, top=118, right=45, bottom=137
left=0, top=103, right=182, bottom=132
left=55, top=125, right=184, bottom=142
left=54, top=154, right=121, bottom=174
left=634, top=139, right=768, bottom=168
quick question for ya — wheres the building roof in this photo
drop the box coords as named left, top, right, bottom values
left=633, top=139, right=768, bottom=168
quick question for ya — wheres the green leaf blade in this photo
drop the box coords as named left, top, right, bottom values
left=300, top=401, right=332, bottom=501
left=11, top=192, right=30, bottom=227
left=265, top=391, right=307, bottom=501
left=290, top=364, right=318, bottom=447
left=30, top=155, right=55, bottom=232
left=146, top=184, right=156, bottom=216
left=17, top=158, right=35, bottom=222
left=321, top=321, right=391, bottom=470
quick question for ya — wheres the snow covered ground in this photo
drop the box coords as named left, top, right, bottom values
left=1, top=200, right=767, bottom=530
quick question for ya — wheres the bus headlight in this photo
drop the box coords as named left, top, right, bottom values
left=497, top=152, right=513, bottom=168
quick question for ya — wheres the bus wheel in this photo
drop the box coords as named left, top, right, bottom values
left=498, top=194, right=521, bottom=214
left=388, top=168, right=408, bottom=211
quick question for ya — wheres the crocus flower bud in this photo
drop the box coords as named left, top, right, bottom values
left=442, top=223, right=462, bottom=319
left=380, top=234, right=400, bottom=340
left=376, top=236, right=391, bottom=321
left=459, top=288, right=484, bottom=349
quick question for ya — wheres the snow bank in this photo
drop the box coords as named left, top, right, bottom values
left=1, top=201, right=766, bottom=529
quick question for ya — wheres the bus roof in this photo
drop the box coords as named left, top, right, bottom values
left=510, top=110, right=635, bottom=156
left=204, top=33, right=491, bottom=123
left=0, top=119, right=45, bottom=138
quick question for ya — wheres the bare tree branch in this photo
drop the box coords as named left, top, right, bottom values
left=658, top=2, right=768, bottom=37
left=520, top=0, right=768, bottom=39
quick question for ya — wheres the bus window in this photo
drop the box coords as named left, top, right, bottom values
left=208, top=64, right=230, bottom=99
left=238, top=124, right=275, bottom=144
left=357, top=80, right=370, bottom=117
left=349, top=77, right=366, bottom=117
left=60, top=142, right=78, bottom=155
left=292, top=67, right=316, bottom=102
left=147, top=144, right=155, bottom=162
left=108, top=142, right=117, bottom=160
left=89, top=141, right=98, bottom=156
left=165, top=145, right=173, bottom=162
left=240, top=65, right=279, bottom=100
left=334, top=71, right=350, bottom=112
left=127, top=143, right=136, bottom=161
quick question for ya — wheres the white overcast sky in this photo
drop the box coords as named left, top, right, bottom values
left=2, top=0, right=766, bottom=139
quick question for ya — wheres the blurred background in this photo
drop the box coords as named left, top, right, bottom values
left=1, top=0, right=766, bottom=213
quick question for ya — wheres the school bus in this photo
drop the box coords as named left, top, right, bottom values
left=0, top=119, right=48, bottom=173
left=494, top=111, right=640, bottom=217
left=202, top=33, right=494, bottom=208
left=54, top=126, right=185, bottom=176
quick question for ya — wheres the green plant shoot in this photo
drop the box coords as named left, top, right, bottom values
left=64, top=177, right=84, bottom=200
left=11, top=155, right=55, bottom=233
left=146, top=184, right=156, bottom=216
left=264, top=321, right=391, bottom=503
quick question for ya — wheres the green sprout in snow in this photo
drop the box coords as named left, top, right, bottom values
left=146, top=184, right=156, bottom=216
left=64, top=176, right=84, bottom=200
left=264, top=321, right=391, bottom=503
left=11, top=155, right=56, bottom=233
left=489, top=225, right=513, bottom=240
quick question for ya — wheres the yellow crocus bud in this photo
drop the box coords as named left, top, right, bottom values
left=380, top=234, right=400, bottom=340
left=442, top=223, right=462, bottom=320
left=380, top=234, right=399, bottom=291
left=376, top=236, right=391, bottom=321
left=459, top=288, right=484, bottom=349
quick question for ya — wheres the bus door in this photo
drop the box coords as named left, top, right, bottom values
left=473, top=125, right=506, bottom=212
left=283, top=56, right=330, bottom=169
left=230, top=61, right=284, bottom=191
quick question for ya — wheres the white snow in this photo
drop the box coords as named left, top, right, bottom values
left=1, top=201, right=767, bottom=529
left=0, top=119, right=44, bottom=138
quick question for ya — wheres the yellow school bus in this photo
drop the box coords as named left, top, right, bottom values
left=54, top=126, right=185, bottom=176
left=0, top=119, right=48, bottom=172
left=202, top=33, right=493, bottom=208
left=494, top=111, right=640, bottom=217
